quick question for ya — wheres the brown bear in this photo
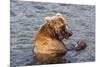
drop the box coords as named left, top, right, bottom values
left=33, top=13, right=73, bottom=63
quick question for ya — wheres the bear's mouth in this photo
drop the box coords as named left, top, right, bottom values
left=65, top=30, right=73, bottom=39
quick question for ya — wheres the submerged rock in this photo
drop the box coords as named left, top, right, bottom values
left=75, top=40, right=87, bottom=51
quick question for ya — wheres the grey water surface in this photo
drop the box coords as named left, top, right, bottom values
left=10, top=0, right=95, bottom=67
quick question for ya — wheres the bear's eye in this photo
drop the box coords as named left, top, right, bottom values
left=60, top=25, right=65, bottom=29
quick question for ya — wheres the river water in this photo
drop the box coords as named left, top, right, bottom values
left=10, top=0, right=95, bottom=67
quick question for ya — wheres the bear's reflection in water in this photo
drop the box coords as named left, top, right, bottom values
left=33, top=53, right=68, bottom=64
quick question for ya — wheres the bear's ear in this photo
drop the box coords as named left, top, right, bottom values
left=56, top=13, right=62, bottom=16
left=45, top=16, right=52, bottom=23
left=56, top=13, right=64, bottom=21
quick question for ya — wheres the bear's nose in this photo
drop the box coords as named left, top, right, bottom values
left=68, top=30, right=73, bottom=37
